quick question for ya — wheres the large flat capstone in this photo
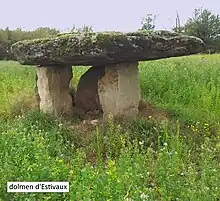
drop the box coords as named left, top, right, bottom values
left=11, top=31, right=205, bottom=66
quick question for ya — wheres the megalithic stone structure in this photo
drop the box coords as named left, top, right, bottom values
left=11, top=31, right=205, bottom=119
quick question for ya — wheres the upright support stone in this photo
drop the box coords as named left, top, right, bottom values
left=99, top=62, right=141, bottom=119
left=74, top=62, right=141, bottom=119
left=36, top=65, right=73, bottom=117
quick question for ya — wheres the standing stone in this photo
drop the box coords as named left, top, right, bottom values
left=74, top=65, right=105, bottom=114
left=99, top=62, right=141, bottom=119
left=36, top=65, right=73, bottom=117
left=74, top=62, right=141, bottom=119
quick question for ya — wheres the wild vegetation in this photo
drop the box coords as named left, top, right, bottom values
left=0, top=54, right=220, bottom=200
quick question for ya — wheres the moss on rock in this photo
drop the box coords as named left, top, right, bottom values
left=11, top=31, right=205, bottom=66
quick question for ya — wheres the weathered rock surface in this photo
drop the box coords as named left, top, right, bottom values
left=11, top=31, right=205, bottom=66
left=74, top=65, right=105, bottom=113
left=11, top=30, right=205, bottom=120
left=36, top=65, right=73, bottom=117
left=74, top=62, right=141, bottom=119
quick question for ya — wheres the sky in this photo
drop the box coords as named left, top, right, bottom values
left=1, top=0, right=219, bottom=32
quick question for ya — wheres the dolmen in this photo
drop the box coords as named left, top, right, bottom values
left=11, top=30, right=205, bottom=120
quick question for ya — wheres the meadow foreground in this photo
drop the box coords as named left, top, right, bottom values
left=0, top=54, right=220, bottom=200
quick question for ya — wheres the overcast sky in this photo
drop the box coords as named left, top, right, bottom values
left=1, top=0, right=219, bottom=32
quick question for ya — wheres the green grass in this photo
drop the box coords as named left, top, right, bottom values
left=0, top=61, right=35, bottom=117
left=0, top=55, right=220, bottom=200
left=139, top=54, right=220, bottom=123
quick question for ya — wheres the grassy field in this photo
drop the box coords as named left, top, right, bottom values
left=0, top=54, right=220, bottom=200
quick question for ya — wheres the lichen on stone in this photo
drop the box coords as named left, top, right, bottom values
left=11, top=30, right=205, bottom=66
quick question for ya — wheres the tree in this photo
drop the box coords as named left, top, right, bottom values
left=0, top=29, right=9, bottom=59
left=140, top=14, right=156, bottom=31
left=181, top=8, right=220, bottom=52
left=71, top=25, right=93, bottom=33
left=173, top=11, right=184, bottom=33
left=0, top=27, right=61, bottom=60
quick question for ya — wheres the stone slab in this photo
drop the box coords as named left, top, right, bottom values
left=36, top=65, right=73, bottom=117
left=11, top=31, right=205, bottom=66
